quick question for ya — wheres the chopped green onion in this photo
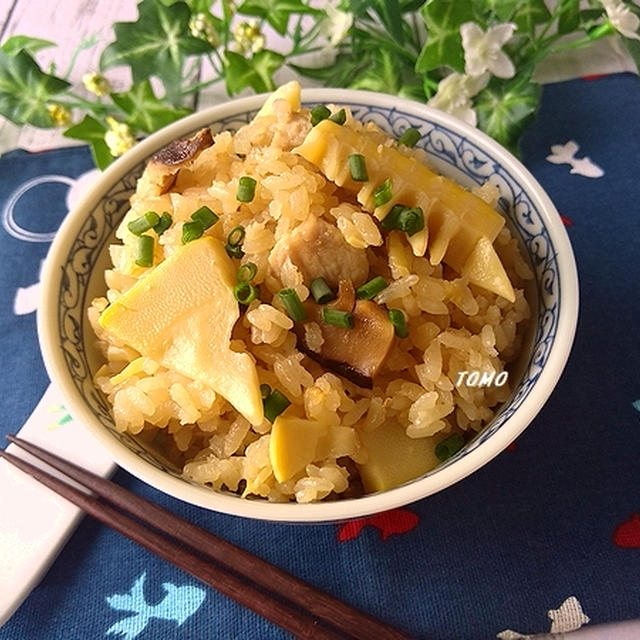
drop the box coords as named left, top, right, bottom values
left=398, top=127, right=421, bottom=148
left=153, top=211, right=172, bottom=235
left=237, top=262, right=257, bottom=283
left=233, top=282, right=259, bottom=305
left=328, top=108, right=346, bottom=125
left=310, top=277, right=335, bottom=304
left=226, top=244, right=245, bottom=259
left=181, top=220, right=204, bottom=244
left=191, top=205, right=218, bottom=229
left=278, top=288, right=307, bottom=322
left=263, top=388, right=291, bottom=423
left=372, top=178, right=393, bottom=207
left=227, top=225, right=245, bottom=246
left=128, top=211, right=160, bottom=236
left=388, top=308, right=409, bottom=338
left=134, top=234, right=154, bottom=267
left=348, top=153, right=368, bottom=182
left=310, top=104, right=331, bottom=126
left=398, top=206, right=424, bottom=236
left=380, top=204, right=402, bottom=231
left=237, top=176, right=257, bottom=203
left=356, top=276, right=388, bottom=300
left=322, top=307, right=354, bottom=329
left=380, top=204, right=424, bottom=237
left=435, top=433, right=465, bottom=462
left=260, top=383, right=272, bottom=399
left=225, top=226, right=246, bottom=259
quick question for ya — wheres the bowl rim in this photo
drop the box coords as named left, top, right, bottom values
left=38, top=87, right=579, bottom=523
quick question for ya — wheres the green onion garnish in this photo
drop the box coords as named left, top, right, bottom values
left=372, top=178, right=392, bottom=207
left=182, top=220, right=204, bottom=244
left=310, top=104, right=331, bottom=126
left=191, top=205, right=219, bottom=229
left=348, top=153, right=368, bottom=182
left=328, top=108, right=346, bottom=125
left=153, top=211, right=172, bottom=235
left=398, top=127, right=421, bottom=148
left=398, top=206, right=424, bottom=236
left=128, top=211, right=160, bottom=236
left=134, top=234, right=154, bottom=267
left=388, top=308, right=409, bottom=338
left=263, top=388, right=291, bottom=423
left=322, top=307, right=354, bottom=329
left=260, top=383, right=272, bottom=399
left=226, top=244, right=244, bottom=259
left=435, top=433, right=465, bottom=462
left=380, top=204, right=424, bottom=237
left=356, top=276, right=388, bottom=300
left=310, top=277, right=335, bottom=304
left=237, top=176, right=257, bottom=203
left=237, top=262, right=257, bottom=283
left=225, top=226, right=246, bottom=259
left=278, top=288, right=307, bottom=322
left=233, top=282, right=259, bottom=305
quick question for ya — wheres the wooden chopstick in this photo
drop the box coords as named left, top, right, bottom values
left=2, top=435, right=411, bottom=640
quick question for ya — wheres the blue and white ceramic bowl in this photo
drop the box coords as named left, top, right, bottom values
left=38, top=89, right=579, bottom=523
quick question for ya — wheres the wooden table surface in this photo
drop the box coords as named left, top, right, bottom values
left=0, top=0, right=636, bottom=157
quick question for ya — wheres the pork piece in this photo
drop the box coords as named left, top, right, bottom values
left=269, top=216, right=369, bottom=289
left=296, top=281, right=395, bottom=388
left=136, top=128, right=214, bottom=198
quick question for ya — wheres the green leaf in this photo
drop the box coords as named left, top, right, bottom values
left=348, top=48, right=403, bottom=93
left=371, top=0, right=406, bottom=44
left=111, top=80, right=192, bottom=133
left=475, top=0, right=519, bottom=22
left=557, top=0, right=580, bottom=34
left=251, top=49, right=285, bottom=90
left=474, top=75, right=541, bottom=155
left=100, top=0, right=211, bottom=105
left=237, top=0, right=320, bottom=36
left=63, top=115, right=113, bottom=170
left=416, top=0, right=475, bottom=73
left=181, top=0, right=215, bottom=11
left=291, top=52, right=367, bottom=87
left=511, top=0, right=551, bottom=37
left=0, top=49, right=69, bottom=127
left=1, top=35, right=56, bottom=56
left=224, top=49, right=284, bottom=94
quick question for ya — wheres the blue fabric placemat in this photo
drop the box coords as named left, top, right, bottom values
left=1, top=73, right=639, bottom=640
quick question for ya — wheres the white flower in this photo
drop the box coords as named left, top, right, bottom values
left=427, top=72, right=489, bottom=126
left=460, top=22, right=517, bottom=78
left=601, top=0, right=640, bottom=40
left=319, top=2, right=353, bottom=47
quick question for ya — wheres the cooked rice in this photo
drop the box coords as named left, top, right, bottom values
left=89, top=91, right=533, bottom=504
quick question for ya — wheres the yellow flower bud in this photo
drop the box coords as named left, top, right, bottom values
left=82, top=72, right=112, bottom=97
left=233, top=21, right=265, bottom=54
left=189, top=12, right=219, bottom=47
left=105, top=117, right=135, bottom=157
left=46, top=103, right=72, bottom=127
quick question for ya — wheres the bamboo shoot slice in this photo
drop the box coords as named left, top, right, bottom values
left=99, top=237, right=264, bottom=425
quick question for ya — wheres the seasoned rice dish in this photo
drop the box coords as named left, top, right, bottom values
left=89, top=82, right=532, bottom=503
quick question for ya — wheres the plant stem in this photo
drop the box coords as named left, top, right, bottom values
left=180, top=75, right=224, bottom=97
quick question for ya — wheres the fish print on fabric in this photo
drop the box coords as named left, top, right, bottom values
left=545, top=141, right=604, bottom=178
left=614, top=514, right=640, bottom=548
left=337, top=508, right=419, bottom=541
left=497, top=596, right=590, bottom=638
left=105, top=572, right=206, bottom=640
